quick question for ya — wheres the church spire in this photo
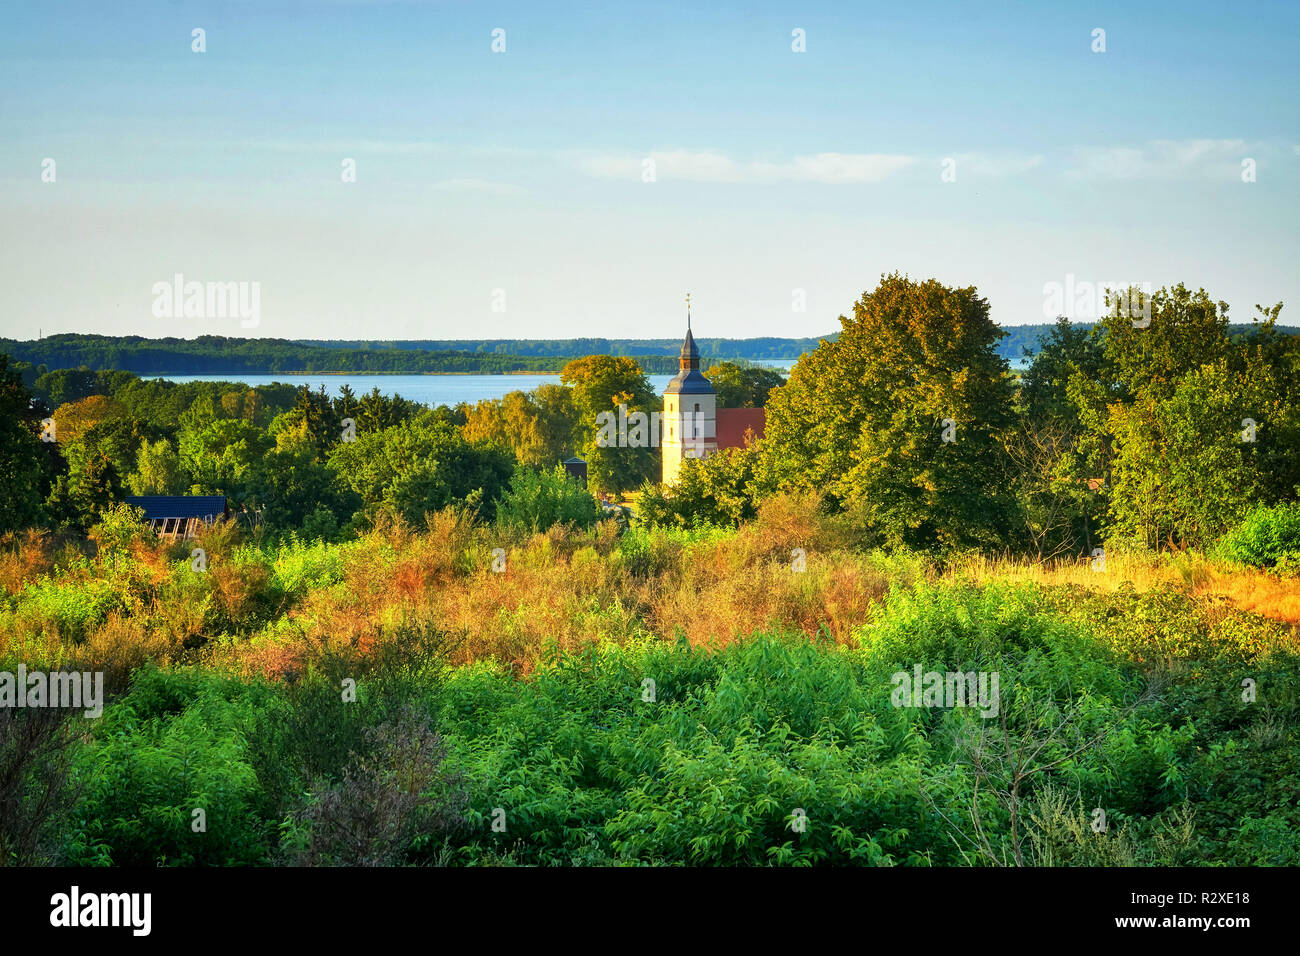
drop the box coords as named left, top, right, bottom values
left=679, top=293, right=700, bottom=371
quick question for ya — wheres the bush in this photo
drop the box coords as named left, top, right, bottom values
left=282, top=709, right=467, bottom=866
left=66, top=667, right=280, bottom=866
left=495, top=466, right=600, bottom=533
left=19, top=576, right=122, bottom=643
left=1214, top=502, right=1300, bottom=571
left=0, top=708, right=81, bottom=865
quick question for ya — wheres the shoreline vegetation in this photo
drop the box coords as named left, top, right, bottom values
left=0, top=333, right=820, bottom=378
left=4, top=324, right=1293, bottom=378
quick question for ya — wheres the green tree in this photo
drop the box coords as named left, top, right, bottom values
left=1013, top=318, right=1110, bottom=556
left=328, top=412, right=513, bottom=525
left=762, top=274, right=1018, bottom=549
left=634, top=444, right=761, bottom=529
left=179, top=419, right=275, bottom=504
left=704, top=362, right=786, bottom=408
left=1092, top=291, right=1298, bottom=548
left=257, top=424, right=358, bottom=530
left=45, top=447, right=122, bottom=530
left=561, top=355, right=658, bottom=494
left=463, top=385, right=580, bottom=469
left=128, top=438, right=186, bottom=496
left=1109, top=354, right=1296, bottom=549
left=1098, top=283, right=1230, bottom=403
left=0, top=354, right=49, bottom=531
left=350, top=387, right=420, bottom=434
left=496, top=465, right=600, bottom=531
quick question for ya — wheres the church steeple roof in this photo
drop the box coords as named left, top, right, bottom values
left=679, top=326, right=700, bottom=369
left=665, top=296, right=713, bottom=395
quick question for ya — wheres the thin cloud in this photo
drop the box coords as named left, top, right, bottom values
left=578, top=149, right=916, bottom=184
left=947, top=153, right=1045, bottom=177
left=1064, top=139, right=1251, bottom=179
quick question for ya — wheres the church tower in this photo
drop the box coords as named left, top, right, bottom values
left=662, top=295, right=717, bottom=485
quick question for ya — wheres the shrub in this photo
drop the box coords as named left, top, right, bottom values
left=19, top=576, right=122, bottom=644
left=65, top=668, right=280, bottom=866
left=495, top=466, right=600, bottom=533
left=0, top=708, right=81, bottom=865
left=282, top=709, right=467, bottom=866
left=1214, top=502, right=1300, bottom=571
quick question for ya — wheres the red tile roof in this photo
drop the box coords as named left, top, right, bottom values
left=715, top=407, right=766, bottom=450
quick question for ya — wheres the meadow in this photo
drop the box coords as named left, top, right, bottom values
left=3, top=492, right=1297, bottom=867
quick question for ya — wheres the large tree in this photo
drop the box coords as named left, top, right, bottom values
left=561, top=355, right=657, bottom=494
left=1081, top=289, right=1299, bottom=548
left=462, top=386, right=577, bottom=468
left=327, top=411, right=512, bottom=525
left=762, top=274, right=1017, bottom=550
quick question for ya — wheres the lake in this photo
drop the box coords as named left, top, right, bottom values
left=153, top=356, right=1029, bottom=407
left=153, top=359, right=797, bottom=407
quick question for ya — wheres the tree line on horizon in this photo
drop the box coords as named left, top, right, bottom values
left=0, top=334, right=812, bottom=378
left=3, top=274, right=1298, bottom=562
left=11, top=321, right=1291, bottom=379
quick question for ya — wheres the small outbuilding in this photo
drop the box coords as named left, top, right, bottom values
left=124, top=495, right=229, bottom=541
left=562, top=457, right=588, bottom=485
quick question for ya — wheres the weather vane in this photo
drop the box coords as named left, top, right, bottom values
left=686, top=292, right=691, bottom=330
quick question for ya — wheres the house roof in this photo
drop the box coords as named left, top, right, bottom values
left=124, top=495, right=228, bottom=521
left=715, top=407, right=766, bottom=449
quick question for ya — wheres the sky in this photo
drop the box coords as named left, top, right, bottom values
left=1, top=0, right=1297, bottom=342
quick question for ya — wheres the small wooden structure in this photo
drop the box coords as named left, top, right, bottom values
left=562, top=457, right=588, bottom=485
left=124, top=495, right=229, bottom=541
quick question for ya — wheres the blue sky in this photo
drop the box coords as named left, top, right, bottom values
left=2, top=0, right=1297, bottom=341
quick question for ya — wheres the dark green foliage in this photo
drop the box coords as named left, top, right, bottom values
left=65, top=668, right=282, bottom=866
left=0, top=355, right=51, bottom=532
left=704, top=361, right=786, bottom=408
left=0, top=707, right=81, bottom=865
left=2, top=334, right=833, bottom=376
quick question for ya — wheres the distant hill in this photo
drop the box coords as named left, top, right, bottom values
left=0, top=333, right=835, bottom=376
left=3, top=325, right=1296, bottom=375
left=294, top=336, right=834, bottom=360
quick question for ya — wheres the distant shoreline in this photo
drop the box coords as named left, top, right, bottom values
left=148, top=369, right=572, bottom=377
left=147, top=364, right=799, bottom=377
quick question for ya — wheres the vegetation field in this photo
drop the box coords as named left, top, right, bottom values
left=2, top=493, right=1298, bottom=866
left=3, top=276, right=1299, bottom=867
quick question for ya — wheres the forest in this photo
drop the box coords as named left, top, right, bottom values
left=1, top=276, right=1298, bottom=867
left=5, top=325, right=1294, bottom=379
left=0, top=334, right=808, bottom=377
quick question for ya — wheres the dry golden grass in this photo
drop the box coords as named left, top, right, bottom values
left=952, top=550, right=1180, bottom=592
left=1195, top=567, right=1300, bottom=627
left=952, top=550, right=1300, bottom=628
left=8, top=494, right=1298, bottom=681
left=0, top=529, right=58, bottom=595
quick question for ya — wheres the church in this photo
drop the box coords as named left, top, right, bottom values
left=661, top=316, right=766, bottom=485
